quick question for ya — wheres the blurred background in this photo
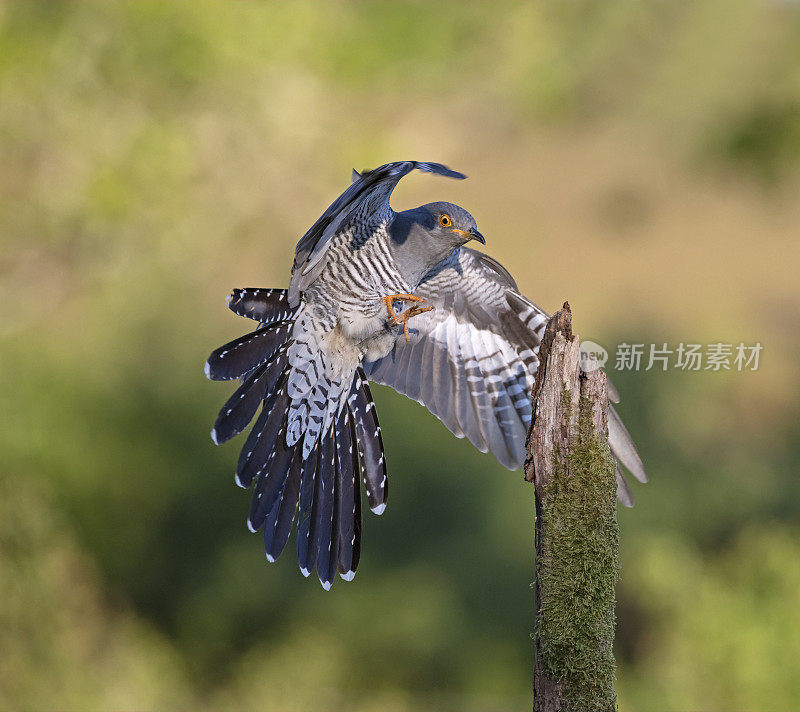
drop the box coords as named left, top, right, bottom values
left=2, top=1, right=799, bottom=710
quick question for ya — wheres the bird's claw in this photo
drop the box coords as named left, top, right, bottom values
left=382, top=294, right=433, bottom=342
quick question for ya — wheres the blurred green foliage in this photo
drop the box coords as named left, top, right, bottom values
left=2, top=1, right=799, bottom=710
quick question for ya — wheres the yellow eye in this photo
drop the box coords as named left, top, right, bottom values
left=439, top=214, right=452, bottom=228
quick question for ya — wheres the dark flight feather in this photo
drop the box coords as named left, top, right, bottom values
left=247, top=427, right=296, bottom=533
left=205, top=321, right=293, bottom=381
left=296, top=446, right=321, bottom=577
left=235, top=378, right=290, bottom=489
left=227, top=288, right=296, bottom=324
left=336, top=407, right=360, bottom=579
left=349, top=369, right=388, bottom=514
left=211, top=346, right=288, bottom=445
left=263, top=454, right=303, bottom=561
left=313, top=425, right=338, bottom=589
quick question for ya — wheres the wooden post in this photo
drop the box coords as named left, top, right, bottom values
left=525, top=303, right=619, bottom=712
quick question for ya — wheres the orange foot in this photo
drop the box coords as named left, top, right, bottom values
left=382, top=294, right=434, bottom=342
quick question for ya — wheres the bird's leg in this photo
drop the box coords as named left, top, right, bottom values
left=381, top=294, right=423, bottom=324
left=382, top=294, right=433, bottom=342
left=397, top=303, right=433, bottom=341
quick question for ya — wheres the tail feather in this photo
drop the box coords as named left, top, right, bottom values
left=235, top=379, right=289, bottom=488
left=247, top=432, right=294, bottom=533
left=337, top=408, right=360, bottom=579
left=263, top=455, right=302, bottom=562
left=205, top=321, right=293, bottom=381
left=319, top=435, right=342, bottom=591
left=302, top=431, right=332, bottom=577
left=324, top=453, right=342, bottom=587
left=314, top=426, right=338, bottom=590
left=227, top=288, right=295, bottom=324
left=349, top=369, right=388, bottom=514
left=209, top=295, right=390, bottom=587
left=296, top=446, right=321, bottom=577
left=212, top=346, right=288, bottom=445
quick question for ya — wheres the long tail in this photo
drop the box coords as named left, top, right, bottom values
left=206, top=288, right=387, bottom=589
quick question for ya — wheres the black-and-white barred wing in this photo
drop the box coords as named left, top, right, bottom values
left=363, top=247, right=547, bottom=470
left=288, top=161, right=466, bottom=305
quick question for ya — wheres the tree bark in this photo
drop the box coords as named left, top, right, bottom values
left=525, top=302, right=619, bottom=712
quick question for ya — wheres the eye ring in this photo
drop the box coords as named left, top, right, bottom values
left=439, top=214, right=452, bottom=228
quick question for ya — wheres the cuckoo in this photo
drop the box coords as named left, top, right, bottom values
left=206, top=161, right=647, bottom=589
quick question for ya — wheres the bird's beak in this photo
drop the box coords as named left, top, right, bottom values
left=451, top=228, right=486, bottom=245
left=468, top=227, right=486, bottom=244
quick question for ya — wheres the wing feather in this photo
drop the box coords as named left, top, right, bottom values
left=363, top=247, right=647, bottom=503
left=447, top=307, right=486, bottom=451
left=289, top=161, right=465, bottom=304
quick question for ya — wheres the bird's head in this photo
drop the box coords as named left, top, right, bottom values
left=416, top=201, right=485, bottom=248
left=389, top=201, right=485, bottom=287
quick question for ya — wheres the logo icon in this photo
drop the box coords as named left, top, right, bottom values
left=579, top=340, right=608, bottom=372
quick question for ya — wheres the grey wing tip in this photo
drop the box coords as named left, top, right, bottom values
left=439, top=167, right=467, bottom=180
left=408, top=161, right=466, bottom=180
left=608, top=406, right=648, bottom=484
left=616, top=463, right=635, bottom=507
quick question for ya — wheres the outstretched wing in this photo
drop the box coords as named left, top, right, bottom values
left=362, top=247, right=647, bottom=505
left=288, top=161, right=465, bottom=305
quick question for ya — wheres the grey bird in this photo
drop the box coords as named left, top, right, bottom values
left=206, top=161, right=646, bottom=589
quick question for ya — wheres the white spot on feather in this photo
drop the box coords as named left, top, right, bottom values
left=340, top=570, right=356, bottom=581
left=321, top=580, right=332, bottom=591
left=210, top=428, right=219, bottom=445
left=204, top=360, right=212, bottom=379
left=246, top=519, right=257, bottom=533
left=371, top=502, right=386, bottom=515
left=300, top=567, right=310, bottom=578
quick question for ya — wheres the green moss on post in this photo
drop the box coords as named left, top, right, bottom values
left=538, top=391, right=619, bottom=710
left=526, top=303, right=620, bottom=712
